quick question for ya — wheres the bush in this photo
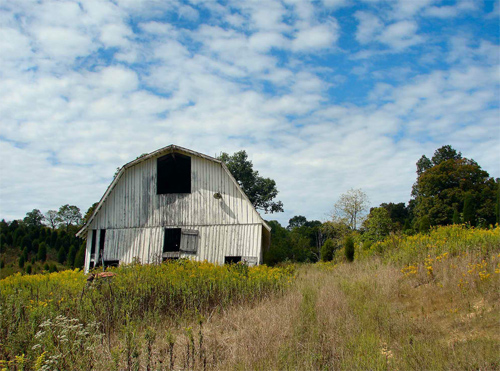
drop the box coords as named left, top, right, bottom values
left=19, top=255, right=25, bottom=268
left=320, top=239, right=336, bottom=262
left=26, top=264, right=32, bottom=274
left=345, top=235, right=355, bottom=262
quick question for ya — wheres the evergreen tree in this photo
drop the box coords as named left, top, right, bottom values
left=37, top=242, right=47, bottom=262
left=74, top=244, right=86, bottom=268
left=344, top=235, right=355, bottom=262
left=463, top=193, right=476, bottom=226
left=19, top=255, right=25, bottom=268
left=452, top=208, right=461, bottom=224
left=26, top=264, right=32, bottom=274
left=67, top=245, right=77, bottom=268
left=57, top=247, right=66, bottom=264
left=320, top=239, right=335, bottom=262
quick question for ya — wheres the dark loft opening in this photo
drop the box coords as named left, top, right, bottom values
left=163, top=228, right=181, bottom=252
left=225, top=256, right=242, bottom=264
left=157, top=153, right=191, bottom=194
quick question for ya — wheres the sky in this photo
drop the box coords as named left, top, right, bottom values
left=0, top=0, right=499, bottom=227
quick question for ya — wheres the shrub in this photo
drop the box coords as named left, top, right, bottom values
left=321, top=239, right=336, bottom=262
left=345, top=235, right=355, bottom=262
left=19, top=255, right=25, bottom=268
left=26, top=264, right=32, bottom=274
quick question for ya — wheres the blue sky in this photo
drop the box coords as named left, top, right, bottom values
left=0, top=0, right=499, bottom=226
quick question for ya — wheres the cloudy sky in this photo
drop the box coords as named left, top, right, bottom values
left=0, top=0, right=499, bottom=226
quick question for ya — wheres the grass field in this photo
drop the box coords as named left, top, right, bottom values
left=1, top=225, right=499, bottom=370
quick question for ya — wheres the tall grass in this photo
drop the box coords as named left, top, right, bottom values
left=0, top=260, right=294, bottom=369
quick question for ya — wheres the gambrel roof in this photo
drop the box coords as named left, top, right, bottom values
left=77, top=145, right=271, bottom=237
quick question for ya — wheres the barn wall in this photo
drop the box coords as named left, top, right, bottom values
left=89, top=155, right=262, bottom=230
left=84, top=224, right=262, bottom=267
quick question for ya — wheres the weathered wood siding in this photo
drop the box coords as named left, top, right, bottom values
left=84, top=151, right=265, bottom=271
left=84, top=224, right=262, bottom=271
left=89, top=155, right=261, bottom=229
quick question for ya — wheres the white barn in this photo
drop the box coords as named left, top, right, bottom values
left=77, top=145, right=271, bottom=273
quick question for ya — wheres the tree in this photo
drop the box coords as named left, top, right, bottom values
left=57, top=246, right=66, bottom=264
left=67, top=245, right=77, bottom=268
left=24, top=209, right=45, bottom=228
left=37, top=242, right=47, bottom=262
left=74, top=244, right=86, bottom=268
left=379, top=202, right=409, bottom=230
left=412, top=145, right=497, bottom=227
left=344, top=235, right=355, bottom=262
left=44, top=210, right=60, bottom=229
left=416, top=155, right=432, bottom=176
left=83, top=202, right=99, bottom=224
left=320, top=239, right=336, bottom=262
left=363, top=207, right=393, bottom=242
left=19, top=255, right=25, bottom=268
left=287, top=216, right=307, bottom=230
left=431, top=145, right=461, bottom=166
left=218, top=151, right=283, bottom=213
left=332, top=188, right=369, bottom=230
left=452, top=208, right=461, bottom=224
left=463, top=193, right=476, bottom=226
left=57, top=205, right=82, bottom=231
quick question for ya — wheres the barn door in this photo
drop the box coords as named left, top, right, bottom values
left=180, top=229, right=199, bottom=254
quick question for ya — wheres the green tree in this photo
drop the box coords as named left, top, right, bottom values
left=363, top=207, right=393, bottom=242
left=412, top=146, right=496, bottom=226
left=332, top=188, right=369, bottom=230
left=344, top=235, right=355, bottom=262
left=57, top=246, right=67, bottom=264
left=25, top=264, right=32, bottom=274
left=419, top=215, right=431, bottom=233
left=37, top=242, right=47, bottom=262
left=19, top=255, right=25, bottom=268
left=379, top=202, right=409, bottom=230
left=452, top=208, right=461, bottom=224
left=416, top=155, right=432, bottom=176
left=287, top=216, right=307, bottom=230
left=218, top=151, right=283, bottom=213
left=23, top=209, right=45, bottom=228
left=320, top=239, right=336, bottom=262
left=67, top=245, right=77, bottom=268
left=431, top=145, right=461, bottom=165
left=83, top=202, right=99, bottom=225
left=57, top=205, right=82, bottom=231
left=463, top=193, right=476, bottom=226
left=74, top=244, right=86, bottom=268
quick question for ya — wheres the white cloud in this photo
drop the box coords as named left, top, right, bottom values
left=354, top=11, right=384, bottom=44
left=377, top=20, right=424, bottom=50
left=291, top=21, right=339, bottom=51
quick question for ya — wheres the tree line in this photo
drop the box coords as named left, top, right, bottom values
left=262, top=145, right=499, bottom=265
left=0, top=204, right=89, bottom=277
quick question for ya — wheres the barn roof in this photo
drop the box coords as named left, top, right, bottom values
left=76, top=145, right=271, bottom=237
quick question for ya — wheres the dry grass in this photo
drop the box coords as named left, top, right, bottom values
left=87, top=251, right=498, bottom=371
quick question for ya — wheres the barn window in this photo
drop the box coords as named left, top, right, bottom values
left=225, top=256, right=242, bottom=264
left=157, top=153, right=191, bottom=194
left=163, top=228, right=181, bottom=252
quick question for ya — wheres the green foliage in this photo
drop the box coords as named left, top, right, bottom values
left=463, top=193, right=476, bottom=226
left=412, top=146, right=496, bottom=227
left=84, top=202, right=99, bottom=224
left=23, top=209, right=45, bottom=228
left=37, top=242, right=47, bottom=262
left=218, top=151, right=284, bottom=213
left=363, top=207, right=393, bottom=242
left=18, top=255, right=25, bottom=268
left=344, top=235, right=355, bottom=262
left=25, top=264, right=32, bottom=274
left=320, top=239, right=336, bottom=262
left=74, top=244, right=86, bottom=268
left=287, top=215, right=307, bottom=230
left=0, top=259, right=4, bottom=268
left=57, top=246, right=66, bottom=264
left=418, top=215, right=431, bottom=233
left=0, top=262, right=294, bottom=369
left=67, top=245, right=77, bottom=268
left=452, top=208, right=461, bottom=224
left=49, top=264, right=58, bottom=273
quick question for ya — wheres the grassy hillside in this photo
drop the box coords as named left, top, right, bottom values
left=1, top=225, right=499, bottom=370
